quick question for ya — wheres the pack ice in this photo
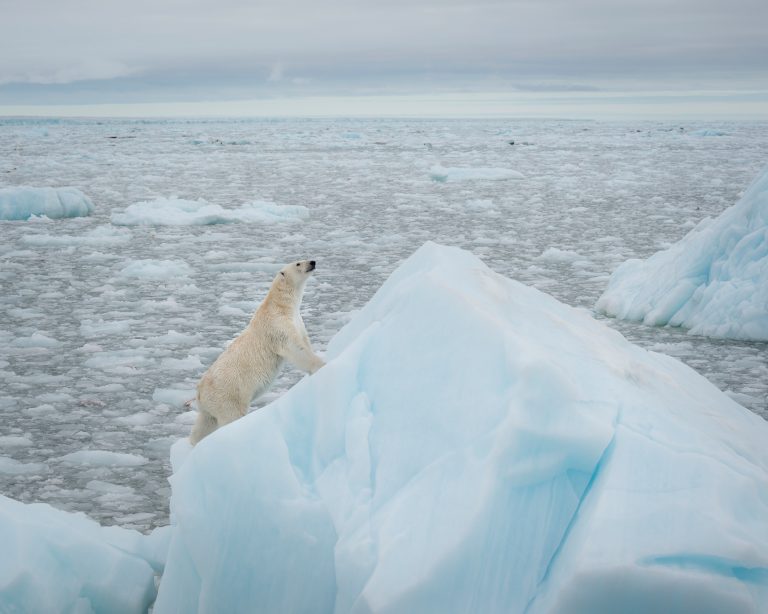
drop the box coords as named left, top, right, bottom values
left=156, top=242, right=768, bottom=613
left=597, top=165, right=768, bottom=341
left=111, top=197, right=308, bottom=226
left=0, top=186, right=94, bottom=220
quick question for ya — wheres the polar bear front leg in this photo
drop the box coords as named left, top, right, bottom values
left=280, top=333, right=325, bottom=374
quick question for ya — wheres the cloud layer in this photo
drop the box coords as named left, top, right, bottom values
left=1, top=0, right=766, bottom=104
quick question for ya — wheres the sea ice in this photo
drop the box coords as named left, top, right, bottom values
left=58, top=450, right=149, bottom=467
left=118, top=259, right=193, bottom=280
left=429, top=164, right=524, bottom=182
left=597, top=165, right=768, bottom=340
left=0, top=186, right=94, bottom=220
left=110, top=197, right=309, bottom=226
left=691, top=129, right=727, bottom=137
left=21, top=225, right=130, bottom=246
left=152, top=388, right=196, bottom=408
left=0, top=456, right=48, bottom=475
left=536, top=247, right=584, bottom=263
left=155, top=242, right=768, bottom=613
left=11, top=332, right=62, bottom=348
left=0, top=493, right=167, bottom=613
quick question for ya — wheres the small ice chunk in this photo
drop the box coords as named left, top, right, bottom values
left=0, top=456, right=48, bottom=475
left=537, top=247, right=583, bottom=263
left=160, top=355, right=204, bottom=371
left=0, top=435, right=33, bottom=449
left=118, top=259, right=193, bottom=279
left=11, top=332, right=62, bottom=348
left=58, top=450, right=148, bottom=467
left=430, top=165, right=524, bottom=182
left=0, top=186, right=94, bottom=220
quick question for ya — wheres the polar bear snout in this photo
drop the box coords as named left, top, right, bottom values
left=293, top=260, right=316, bottom=273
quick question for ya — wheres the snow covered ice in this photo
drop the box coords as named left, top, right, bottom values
left=597, top=164, right=768, bottom=341
left=156, top=243, right=768, bottom=613
left=0, top=186, right=94, bottom=220
left=1, top=117, right=767, bottom=609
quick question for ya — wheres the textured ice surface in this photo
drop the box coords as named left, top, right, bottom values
left=597, top=165, right=768, bottom=341
left=1, top=118, right=766, bottom=533
left=0, top=493, right=168, bottom=613
left=111, top=196, right=309, bottom=225
left=0, top=186, right=94, bottom=220
left=156, top=243, right=768, bottom=613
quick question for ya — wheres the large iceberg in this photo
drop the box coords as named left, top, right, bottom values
left=155, top=243, right=768, bottom=613
left=0, top=493, right=168, bottom=613
left=0, top=186, right=94, bottom=220
left=596, top=166, right=768, bottom=341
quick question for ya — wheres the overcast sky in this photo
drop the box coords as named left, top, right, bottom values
left=1, top=0, right=766, bottom=113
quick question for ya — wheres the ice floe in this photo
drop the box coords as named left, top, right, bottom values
left=0, top=186, right=94, bottom=220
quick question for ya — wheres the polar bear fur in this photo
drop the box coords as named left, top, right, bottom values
left=189, top=259, right=324, bottom=445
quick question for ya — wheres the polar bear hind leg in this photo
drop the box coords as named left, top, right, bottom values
left=189, top=410, right=218, bottom=445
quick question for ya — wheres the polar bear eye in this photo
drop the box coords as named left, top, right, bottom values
left=296, top=263, right=300, bottom=267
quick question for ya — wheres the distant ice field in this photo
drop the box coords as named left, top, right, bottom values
left=1, top=117, right=767, bottom=531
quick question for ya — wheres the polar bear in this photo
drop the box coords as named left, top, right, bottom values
left=189, top=259, right=325, bottom=445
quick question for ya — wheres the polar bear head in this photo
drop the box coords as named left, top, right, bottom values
left=277, top=259, right=316, bottom=290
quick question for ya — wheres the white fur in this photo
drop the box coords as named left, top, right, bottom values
left=189, top=259, right=324, bottom=445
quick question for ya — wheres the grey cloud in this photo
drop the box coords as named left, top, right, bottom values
left=1, top=0, right=766, bottom=103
